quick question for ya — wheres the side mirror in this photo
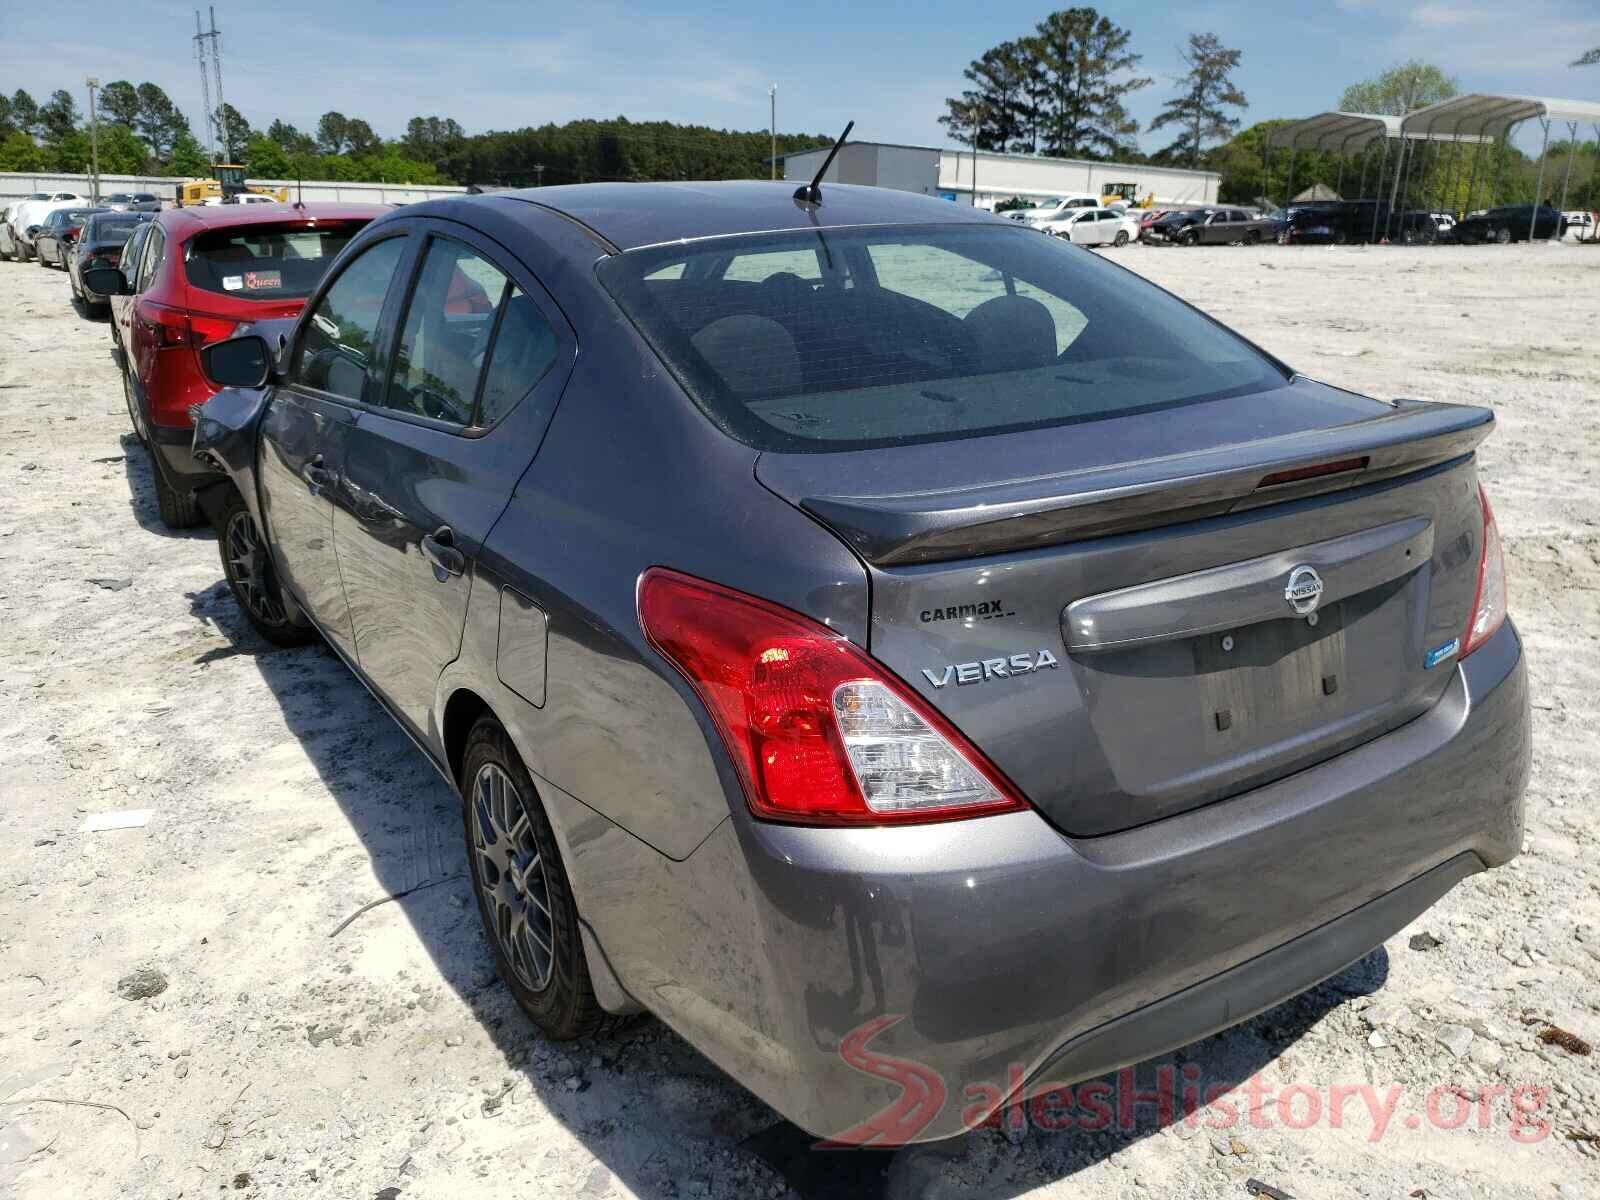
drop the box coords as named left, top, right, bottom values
left=82, top=266, right=130, bottom=296
left=201, top=335, right=274, bottom=389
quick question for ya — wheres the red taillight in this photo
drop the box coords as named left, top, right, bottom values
left=638, top=568, right=1030, bottom=826
left=150, top=304, right=237, bottom=349
left=1462, top=484, right=1508, bottom=657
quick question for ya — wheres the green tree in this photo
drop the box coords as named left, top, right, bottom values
left=940, top=42, right=1033, bottom=152
left=0, top=129, right=47, bottom=170
left=1032, top=8, right=1150, bottom=159
left=9, top=89, right=41, bottom=137
left=164, top=129, right=209, bottom=177
left=244, top=132, right=290, bottom=178
left=402, top=116, right=465, bottom=165
left=1211, top=119, right=1340, bottom=206
left=1339, top=60, right=1457, bottom=116
left=0, top=93, right=12, bottom=137
left=39, top=89, right=81, bottom=143
left=100, top=80, right=141, bottom=127
left=316, top=111, right=350, bottom=154
left=266, top=118, right=316, bottom=154
left=47, top=129, right=92, bottom=173
left=214, top=103, right=252, bottom=161
left=1572, top=48, right=1598, bottom=66
left=136, top=83, right=190, bottom=161
left=96, top=123, right=151, bottom=173
left=1149, top=33, right=1247, bottom=169
left=344, top=117, right=380, bottom=157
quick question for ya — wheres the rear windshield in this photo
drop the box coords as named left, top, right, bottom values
left=597, top=224, right=1286, bottom=452
left=88, top=215, right=148, bottom=242
left=184, top=220, right=368, bottom=300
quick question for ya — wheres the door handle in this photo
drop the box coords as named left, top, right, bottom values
left=420, top=526, right=465, bottom=580
left=301, top=455, right=334, bottom=495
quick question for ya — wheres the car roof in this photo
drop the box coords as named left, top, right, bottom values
left=158, top=201, right=392, bottom=236
left=431, top=180, right=999, bottom=252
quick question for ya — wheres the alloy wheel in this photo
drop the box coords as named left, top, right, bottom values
left=470, top=763, right=555, bottom=992
left=224, top=508, right=287, bottom=626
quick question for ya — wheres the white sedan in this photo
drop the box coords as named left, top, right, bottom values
left=7, top=193, right=88, bottom=259
left=1040, top=207, right=1140, bottom=248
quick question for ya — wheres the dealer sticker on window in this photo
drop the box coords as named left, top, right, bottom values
left=221, top=275, right=243, bottom=291
left=244, top=269, right=282, bottom=291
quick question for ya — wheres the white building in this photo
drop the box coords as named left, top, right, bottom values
left=778, top=141, right=1220, bottom=210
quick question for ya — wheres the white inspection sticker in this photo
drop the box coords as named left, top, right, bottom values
left=221, top=274, right=244, bottom=291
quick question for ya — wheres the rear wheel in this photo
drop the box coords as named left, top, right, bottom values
left=150, top=446, right=204, bottom=529
left=215, top=488, right=314, bottom=646
left=1113, top=230, right=1129, bottom=247
left=121, top=368, right=146, bottom=445
left=1494, top=226, right=1511, bottom=245
left=462, top=717, right=615, bottom=1040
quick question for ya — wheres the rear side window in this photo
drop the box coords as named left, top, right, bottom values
left=598, top=224, right=1286, bottom=453
left=185, top=221, right=367, bottom=300
left=383, top=237, right=558, bottom=426
left=292, top=237, right=407, bottom=402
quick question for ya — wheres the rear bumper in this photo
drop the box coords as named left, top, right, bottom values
left=151, top=423, right=224, bottom=490
left=569, top=618, right=1529, bottom=1143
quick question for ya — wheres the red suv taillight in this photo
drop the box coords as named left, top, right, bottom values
left=150, top=304, right=238, bottom=349
left=1462, top=484, right=1508, bottom=657
left=638, top=568, right=1030, bottom=826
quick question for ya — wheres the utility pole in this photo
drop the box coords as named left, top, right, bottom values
left=193, top=7, right=226, bottom=160
left=769, top=84, right=777, bottom=180
left=194, top=11, right=214, bottom=158
left=85, top=77, right=101, bottom=203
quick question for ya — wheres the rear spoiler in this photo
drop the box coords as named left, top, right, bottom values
left=799, top=400, right=1493, bottom=566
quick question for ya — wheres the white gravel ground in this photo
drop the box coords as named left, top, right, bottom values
left=1, top=241, right=1597, bottom=1200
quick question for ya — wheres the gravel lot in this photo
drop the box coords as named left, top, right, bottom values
left=1, top=241, right=1597, bottom=1200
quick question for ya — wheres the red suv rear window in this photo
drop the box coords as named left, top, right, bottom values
left=184, top=221, right=368, bottom=300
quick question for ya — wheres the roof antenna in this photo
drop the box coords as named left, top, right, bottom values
left=295, top=174, right=304, bottom=209
left=794, top=120, right=853, bottom=205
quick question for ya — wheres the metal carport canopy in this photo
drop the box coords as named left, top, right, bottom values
left=1266, top=112, right=1400, bottom=153
left=1401, top=93, right=1600, bottom=139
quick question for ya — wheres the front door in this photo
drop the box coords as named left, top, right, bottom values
left=257, top=233, right=410, bottom=655
left=332, top=223, right=570, bottom=738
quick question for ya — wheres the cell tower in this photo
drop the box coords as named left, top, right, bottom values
left=193, top=8, right=226, bottom=160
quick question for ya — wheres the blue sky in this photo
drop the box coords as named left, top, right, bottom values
left=4, top=1, right=1597, bottom=154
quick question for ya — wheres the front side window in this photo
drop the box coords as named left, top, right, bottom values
left=598, top=224, right=1286, bottom=452
left=384, top=238, right=559, bottom=426
left=291, top=236, right=406, bottom=402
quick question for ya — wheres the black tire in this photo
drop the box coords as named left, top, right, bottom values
left=1181, top=230, right=1198, bottom=246
left=461, top=716, right=617, bottom=1041
left=15, top=239, right=31, bottom=262
left=121, top=368, right=146, bottom=446
left=1495, top=226, right=1511, bottom=245
left=1113, top=230, right=1129, bottom=247
left=214, top=487, right=315, bottom=646
left=150, top=446, right=204, bottom=529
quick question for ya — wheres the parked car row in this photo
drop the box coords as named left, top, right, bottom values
left=2, top=179, right=1532, bottom=1147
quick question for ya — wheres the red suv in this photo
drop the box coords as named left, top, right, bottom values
left=94, top=202, right=388, bottom=527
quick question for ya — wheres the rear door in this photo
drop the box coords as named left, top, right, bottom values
left=331, top=220, right=571, bottom=737
left=258, top=232, right=411, bottom=656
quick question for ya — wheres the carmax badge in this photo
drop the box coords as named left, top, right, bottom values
left=922, top=650, right=1059, bottom=689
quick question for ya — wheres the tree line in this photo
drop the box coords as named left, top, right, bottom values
left=944, top=14, right=1599, bottom=213
left=938, top=8, right=1248, bottom=168
left=0, top=81, right=829, bottom=189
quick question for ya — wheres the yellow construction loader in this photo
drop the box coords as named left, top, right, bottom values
left=174, top=164, right=289, bottom=207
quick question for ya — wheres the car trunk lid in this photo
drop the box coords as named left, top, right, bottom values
left=756, top=380, right=1493, bottom=835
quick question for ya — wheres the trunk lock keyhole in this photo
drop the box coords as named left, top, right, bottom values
left=1222, top=635, right=1234, bottom=652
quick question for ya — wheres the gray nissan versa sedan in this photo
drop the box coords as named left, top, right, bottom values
left=181, top=180, right=1529, bottom=1145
